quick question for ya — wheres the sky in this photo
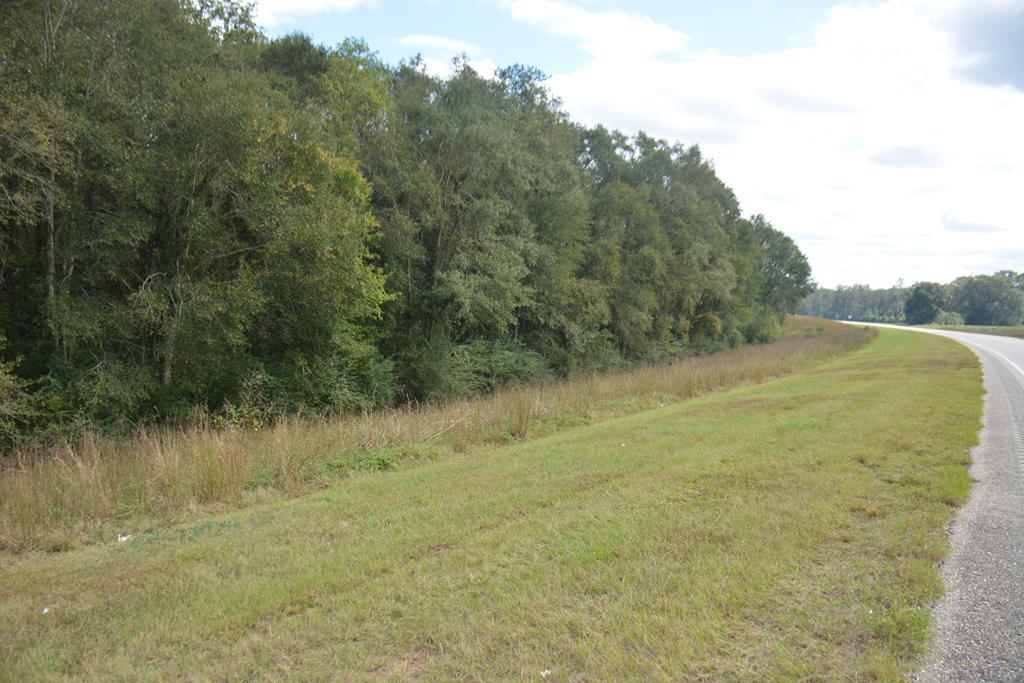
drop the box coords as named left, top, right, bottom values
left=256, top=0, right=1024, bottom=289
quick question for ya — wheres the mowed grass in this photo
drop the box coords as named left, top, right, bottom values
left=0, top=329, right=981, bottom=680
left=922, top=323, right=1024, bottom=339
left=0, top=317, right=867, bottom=554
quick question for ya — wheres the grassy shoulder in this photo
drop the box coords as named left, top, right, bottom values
left=0, top=318, right=867, bottom=553
left=0, top=328, right=981, bottom=680
left=922, top=324, right=1024, bottom=339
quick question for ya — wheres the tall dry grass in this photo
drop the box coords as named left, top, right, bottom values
left=0, top=317, right=873, bottom=553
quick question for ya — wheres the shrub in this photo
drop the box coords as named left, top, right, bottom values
left=934, top=310, right=964, bottom=326
left=741, top=307, right=783, bottom=344
left=0, top=318, right=873, bottom=552
left=0, top=338, right=35, bottom=449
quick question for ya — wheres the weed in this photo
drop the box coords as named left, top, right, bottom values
left=0, top=317, right=873, bottom=552
left=0, top=327, right=980, bottom=680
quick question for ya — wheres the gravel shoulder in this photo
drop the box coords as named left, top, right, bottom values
left=918, top=342, right=1024, bottom=681
left=862, top=327, right=1024, bottom=681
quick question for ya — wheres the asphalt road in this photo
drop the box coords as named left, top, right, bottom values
left=850, top=324, right=1024, bottom=681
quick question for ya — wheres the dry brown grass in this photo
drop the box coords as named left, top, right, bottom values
left=0, top=317, right=873, bottom=553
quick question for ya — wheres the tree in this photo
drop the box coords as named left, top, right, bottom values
left=951, top=275, right=1024, bottom=325
left=799, top=272, right=1024, bottom=327
left=751, top=215, right=814, bottom=316
left=904, top=282, right=946, bottom=325
left=0, top=2, right=815, bottom=442
left=0, top=1, right=390, bottom=429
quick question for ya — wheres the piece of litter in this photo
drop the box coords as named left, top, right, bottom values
left=117, top=533, right=133, bottom=542
left=620, top=443, right=626, bottom=447
left=41, top=607, right=50, bottom=615
left=540, top=670, right=552, bottom=679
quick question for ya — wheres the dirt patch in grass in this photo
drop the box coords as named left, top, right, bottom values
left=370, top=647, right=435, bottom=679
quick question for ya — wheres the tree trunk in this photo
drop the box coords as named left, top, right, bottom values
left=162, top=341, right=174, bottom=386
left=45, top=167, right=58, bottom=352
left=162, top=276, right=184, bottom=386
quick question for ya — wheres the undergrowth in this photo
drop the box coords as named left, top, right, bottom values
left=0, top=317, right=873, bottom=553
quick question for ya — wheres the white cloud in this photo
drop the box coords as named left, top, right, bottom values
left=495, top=0, right=688, bottom=58
left=420, top=54, right=499, bottom=79
left=392, top=34, right=496, bottom=79
left=255, top=0, right=376, bottom=27
left=499, top=0, right=1024, bottom=287
left=394, top=34, right=482, bottom=56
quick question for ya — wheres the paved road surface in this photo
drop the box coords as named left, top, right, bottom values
left=851, top=324, right=1024, bottom=681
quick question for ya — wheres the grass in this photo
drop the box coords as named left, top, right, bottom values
left=921, top=323, right=1024, bottom=339
left=0, top=327, right=982, bottom=680
left=0, top=316, right=868, bottom=553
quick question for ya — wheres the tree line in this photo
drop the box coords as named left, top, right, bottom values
left=0, top=0, right=812, bottom=447
left=799, top=271, right=1024, bottom=326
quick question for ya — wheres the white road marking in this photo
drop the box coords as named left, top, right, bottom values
left=961, top=343, right=1024, bottom=380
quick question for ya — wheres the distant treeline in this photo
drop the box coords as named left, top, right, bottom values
left=0, top=0, right=812, bottom=447
left=799, top=271, right=1024, bottom=325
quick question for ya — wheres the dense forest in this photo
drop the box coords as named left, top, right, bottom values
left=799, top=271, right=1024, bottom=325
left=0, top=0, right=812, bottom=448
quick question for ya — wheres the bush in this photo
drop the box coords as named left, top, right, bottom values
left=457, top=338, right=548, bottom=392
left=934, top=310, right=964, bottom=326
left=0, top=338, right=35, bottom=449
left=400, top=334, right=548, bottom=400
left=214, top=369, right=284, bottom=430
left=741, top=307, right=782, bottom=345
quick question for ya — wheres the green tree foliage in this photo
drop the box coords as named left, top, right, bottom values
left=800, top=271, right=1024, bottom=326
left=0, top=337, right=35, bottom=449
left=1, top=0, right=389, bottom=434
left=904, top=282, right=946, bottom=325
left=799, top=283, right=907, bottom=322
left=950, top=273, right=1024, bottom=326
left=0, top=1, right=813, bottom=444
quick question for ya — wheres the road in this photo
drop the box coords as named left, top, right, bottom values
left=850, top=324, right=1024, bottom=681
